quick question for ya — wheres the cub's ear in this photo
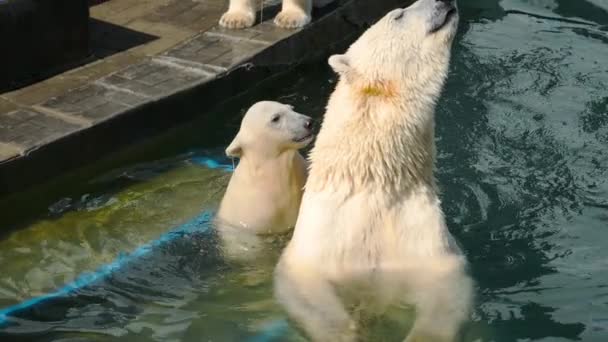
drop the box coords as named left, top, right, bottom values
left=328, top=54, right=357, bottom=83
left=226, top=135, right=243, bottom=158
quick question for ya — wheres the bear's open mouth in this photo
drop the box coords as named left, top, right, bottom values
left=294, top=133, right=314, bottom=143
left=430, top=7, right=458, bottom=33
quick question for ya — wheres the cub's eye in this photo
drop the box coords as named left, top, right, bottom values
left=271, top=114, right=281, bottom=123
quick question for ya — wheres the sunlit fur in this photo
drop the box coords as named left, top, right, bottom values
left=274, top=1, right=472, bottom=341
left=216, top=101, right=311, bottom=261
left=219, top=0, right=335, bottom=29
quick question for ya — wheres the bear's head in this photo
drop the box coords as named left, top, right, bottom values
left=226, top=101, right=314, bottom=158
left=328, top=0, right=459, bottom=102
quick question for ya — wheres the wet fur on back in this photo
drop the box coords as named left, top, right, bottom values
left=274, top=1, right=473, bottom=341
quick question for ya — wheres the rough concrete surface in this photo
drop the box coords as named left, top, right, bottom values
left=0, top=0, right=413, bottom=197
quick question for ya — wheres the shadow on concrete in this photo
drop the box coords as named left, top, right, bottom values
left=0, top=0, right=90, bottom=93
left=0, top=1, right=158, bottom=93
left=89, top=18, right=159, bottom=59
left=88, top=0, right=111, bottom=6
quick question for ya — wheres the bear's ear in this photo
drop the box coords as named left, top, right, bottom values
left=329, top=54, right=351, bottom=76
left=225, top=136, right=243, bottom=158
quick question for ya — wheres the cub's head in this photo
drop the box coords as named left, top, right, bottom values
left=328, top=0, right=459, bottom=99
left=226, top=101, right=314, bottom=158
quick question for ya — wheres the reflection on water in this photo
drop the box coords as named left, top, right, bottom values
left=1, top=0, right=608, bottom=340
left=440, top=0, right=607, bottom=341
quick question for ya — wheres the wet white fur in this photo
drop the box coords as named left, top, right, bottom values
left=216, top=101, right=310, bottom=260
left=219, top=0, right=335, bottom=29
left=274, top=0, right=473, bottom=341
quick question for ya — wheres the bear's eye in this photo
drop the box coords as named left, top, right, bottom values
left=271, top=114, right=281, bottom=123
left=391, top=11, right=404, bottom=21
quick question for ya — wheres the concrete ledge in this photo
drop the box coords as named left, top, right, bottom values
left=0, top=0, right=90, bottom=92
left=0, top=0, right=412, bottom=198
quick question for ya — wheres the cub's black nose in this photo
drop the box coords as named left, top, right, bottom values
left=304, top=119, right=314, bottom=130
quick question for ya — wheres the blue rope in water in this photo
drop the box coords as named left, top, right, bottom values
left=246, top=319, right=290, bottom=342
left=0, top=155, right=287, bottom=341
left=0, top=155, right=230, bottom=325
left=0, top=211, right=213, bottom=325
left=190, top=156, right=235, bottom=172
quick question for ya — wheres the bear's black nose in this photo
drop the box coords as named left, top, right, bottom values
left=304, top=119, right=313, bottom=131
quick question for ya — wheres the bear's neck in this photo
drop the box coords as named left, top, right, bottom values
left=238, top=150, right=302, bottom=183
left=307, top=82, right=438, bottom=196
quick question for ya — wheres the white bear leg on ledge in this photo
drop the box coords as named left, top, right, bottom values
left=219, top=0, right=256, bottom=29
left=274, top=0, right=313, bottom=29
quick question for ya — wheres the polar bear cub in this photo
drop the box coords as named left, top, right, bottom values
left=219, top=0, right=335, bottom=29
left=274, top=0, right=472, bottom=341
left=216, top=101, right=313, bottom=259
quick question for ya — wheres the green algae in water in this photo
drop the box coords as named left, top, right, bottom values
left=0, top=162, right=227, bottom=307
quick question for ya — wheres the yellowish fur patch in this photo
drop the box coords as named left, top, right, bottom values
left=275, top=2, right=469, bottom=341
left=358, top=81, right=397, bottom=99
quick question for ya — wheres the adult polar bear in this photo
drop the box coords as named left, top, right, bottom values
left=220, top=0, right=335, bottom=29
left=274, top=0, right=473, bottom=341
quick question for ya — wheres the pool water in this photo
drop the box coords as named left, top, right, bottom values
left=1, top=0, right=608, bottom=341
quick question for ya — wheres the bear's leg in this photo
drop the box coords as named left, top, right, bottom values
left=274, top=261, right=357, bottom=341
left=219, top=0, right=256, bottom=29
left=218, top=226, right=266, bottom=263
left=274, top=0, right=313, bottom=29
left=404, top=272, right=473, bottom=342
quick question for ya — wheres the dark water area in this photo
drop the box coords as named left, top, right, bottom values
left=1, top=0, right=607, bottom=341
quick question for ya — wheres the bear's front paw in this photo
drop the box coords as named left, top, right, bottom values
left=274, top=10, right=311, bottom=29
left=219, top=11, right=255, bottom=29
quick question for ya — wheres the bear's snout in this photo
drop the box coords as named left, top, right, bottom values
left=304, top=118, right=314, bottom=131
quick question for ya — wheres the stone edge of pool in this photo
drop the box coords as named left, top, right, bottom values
left=0, top=0, right=412, bottom=197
